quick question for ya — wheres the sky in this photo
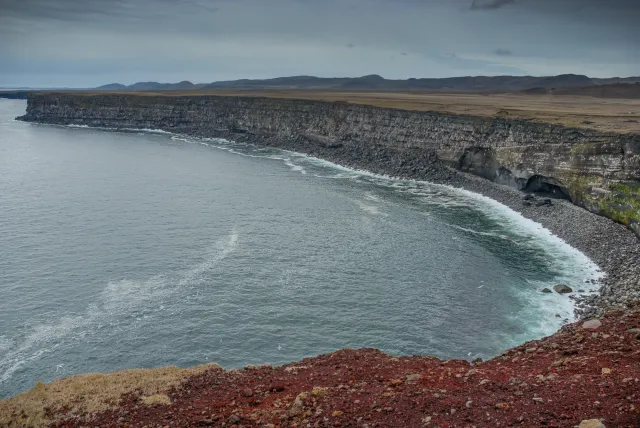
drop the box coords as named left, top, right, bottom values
left=1, top=0, right=638, bottom=87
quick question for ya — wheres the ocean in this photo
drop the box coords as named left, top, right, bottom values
left=0, top=99, right=600, bottom=397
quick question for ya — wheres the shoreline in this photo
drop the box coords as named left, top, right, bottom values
left=24, top=117, right=640, bottom=317
left=174, top=126, right=640, bottom=319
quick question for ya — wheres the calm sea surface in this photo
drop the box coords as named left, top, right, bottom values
left=0, top=99, right=599, bottom=397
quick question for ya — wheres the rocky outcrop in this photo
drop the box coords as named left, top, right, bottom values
left=554, top=284, right=574, bottom=294
left=18, top=93, right=640, bottom=236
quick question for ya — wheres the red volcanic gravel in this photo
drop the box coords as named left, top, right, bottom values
left=53, top=307, right=640, bottom=427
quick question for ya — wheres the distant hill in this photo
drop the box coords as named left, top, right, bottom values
left=94, top=74, right=640, bottom=95
left=95, top=83, right=128, bottom=90
left=127, top=81, right=200, bottom=91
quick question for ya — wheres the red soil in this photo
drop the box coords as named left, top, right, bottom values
left=53, top=306, right=640, bottom=427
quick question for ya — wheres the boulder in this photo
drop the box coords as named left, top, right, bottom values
left=541, top=288, right=552, bottom=293
left=582, top=319, right=602, bottom=330
left=288, top=392, right=307, bottom=417
left=553, top=284, right=573, bottom=294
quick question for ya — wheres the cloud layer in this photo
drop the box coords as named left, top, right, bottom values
left=0, top=0, right=638, bottom=87
left=470, top=0, right=515, bottom=11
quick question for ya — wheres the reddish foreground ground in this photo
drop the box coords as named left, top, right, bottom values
left=52, top=306, right=640, bottom=427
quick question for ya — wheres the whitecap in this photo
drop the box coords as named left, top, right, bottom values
left=355, top=200, right=388, bottom=217
left=283, top=158, right=307, bottom=175
left=363, top=192, right=380, bottom=202
left=123, top=127, right=173, bottom=134
left=444, top=223, right=517, bottom=242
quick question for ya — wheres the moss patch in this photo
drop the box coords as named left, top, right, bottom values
left=569, top=141, right=596, bottom=154
left=599, top=182, right=640, bottom=226
left=563, top=173, right=604, bottom=203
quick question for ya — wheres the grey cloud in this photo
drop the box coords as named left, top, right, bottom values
left=0, top=0, right=638, bottom=87
left=494, top=48, right=513, bottom=56
left=470, top=0, right=515, bottom=11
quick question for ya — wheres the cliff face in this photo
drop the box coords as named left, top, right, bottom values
left=19, top=93, right=640, bottom=236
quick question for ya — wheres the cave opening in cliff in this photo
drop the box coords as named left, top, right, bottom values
left=524, top=175, right=572, bottom=201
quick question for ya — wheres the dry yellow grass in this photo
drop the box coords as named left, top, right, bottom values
left=140, top=393, right=172, bottom=405
left=53, top=89, right=640, bottom=134
left=0, top=363, right=219, bottom=427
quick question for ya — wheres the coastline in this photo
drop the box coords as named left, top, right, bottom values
left=3, top=99, right=640, bottom=426
left=168, top=126, right=640, bottom=319
left=22, top=116, right=640, bottom=319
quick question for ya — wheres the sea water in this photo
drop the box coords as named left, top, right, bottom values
left=0, top=99, right=600, bottom=397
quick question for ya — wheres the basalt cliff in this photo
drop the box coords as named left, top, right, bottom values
left=18, top=93, right=640, bottom=238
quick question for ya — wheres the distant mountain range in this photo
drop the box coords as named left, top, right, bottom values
left=96, top=81, right=199, bottom=91
left=94, top=74, right=640, bottom=93
left=2, top=75, right=639, bottom=100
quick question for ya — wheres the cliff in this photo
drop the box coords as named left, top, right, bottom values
left=18, top=93, right=640, bottom=237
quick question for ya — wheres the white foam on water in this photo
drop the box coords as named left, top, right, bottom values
left=173, top=137, right=312, bottom=176
left=283, top=158, right=307, bottom=175
left=63, top=124, right=175, bottom=135
left=0, top=228, right=239, bottom=388
left=363, top=192, right=380, bottom=202
left=447, top=186, right=602, bottom=279
left=171, top=136, right=190, bottom=143
left=226, top=148, right=265, bottom=159
left=355, top=200, right=388, bottom=217
left=443, top=223, right=516, bottom=242
left=126, top=128, right=173, bottom=134
left=449, top=187, right=602, bottom=335
left=0, top=336, right=14, bottom=353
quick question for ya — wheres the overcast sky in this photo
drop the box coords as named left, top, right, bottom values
left=1, top=0, right=638, bottom=87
